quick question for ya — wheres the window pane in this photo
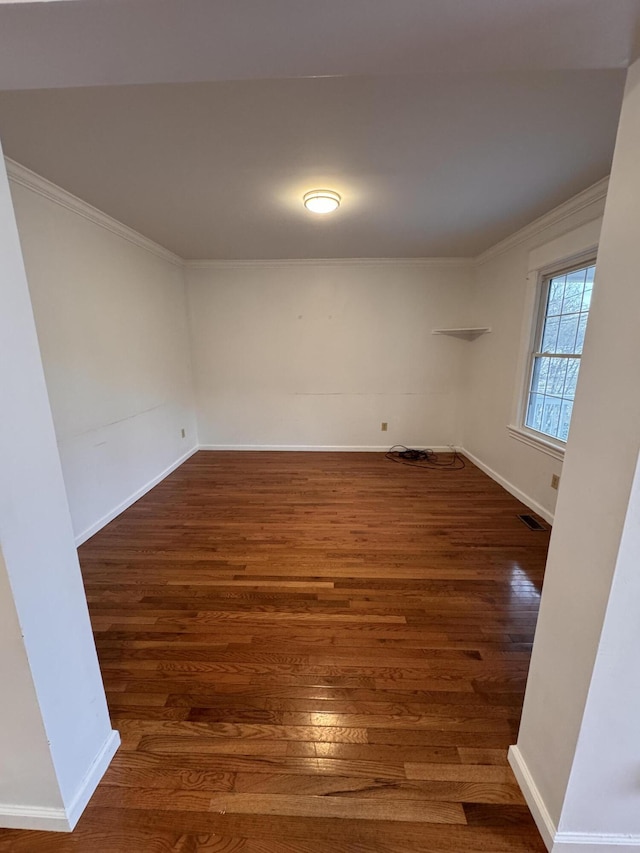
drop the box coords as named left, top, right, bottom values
left=557, top=314, right=579, bottom=353
left=547, top=278, right=566, bottom=316
left=547, top=357, right=568, bottom=396
left=562, top=268, right=587, bottom=313
left=575, top=313, right=588, bottom=353
left=541, top=316, right=560, bottom=352
left=530, top=356, right=549, bottom=394
left=526, top=393, right=544, bottom=432
left=558, top=399, right=573, bottom=442
left=541, top=396, right=562, bottom=438
left=564, top=359, right=580, bottom=399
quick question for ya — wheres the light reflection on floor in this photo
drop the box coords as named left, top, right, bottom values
left=509, top=562, right=542, bottom=602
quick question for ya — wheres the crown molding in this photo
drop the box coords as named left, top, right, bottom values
left=4, top=157, right=183, bottom=268
left=185, top=257, right=475, bottom=270
left=4, top=156, right=608, bottom=272
left=476, top=176, right=609, bottom=266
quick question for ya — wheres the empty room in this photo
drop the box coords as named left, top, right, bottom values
left=1, top=2, right=640, bottom=852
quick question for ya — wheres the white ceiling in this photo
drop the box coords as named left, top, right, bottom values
left=0, top=1, right=635, bottom=259
left=0, top=0, right=638, bottom=89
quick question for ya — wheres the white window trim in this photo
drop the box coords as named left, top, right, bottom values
left=509, top=222, right=601, bottom=459
left=506, top=423, right=566, bottom=460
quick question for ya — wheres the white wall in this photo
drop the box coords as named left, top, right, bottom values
left=557, top=452, right=640, bottom=845
left=186, top=260, right=474, bottom=450
left=8, top=163, right=197, bottom=543
left=0, top=555, right=60, bottom=813
left=0, top=147, right=117, bottom=831
left=461, top=188, right=607, bottom=522
left=510, top=57, right=640, bottom=850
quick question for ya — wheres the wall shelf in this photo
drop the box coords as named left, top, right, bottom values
left=432, top=327, right=491, bottom=339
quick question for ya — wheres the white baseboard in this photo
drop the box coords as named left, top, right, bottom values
left=459, top=447, right=554, bottom=525
left=0, top=730, right=120, bottom=832
left=509, top=745, right=557, bottom=850
left=553, top=835, right=640, bottom=851
left=75, top=446, right=198, bottom=545
left=508, top=746, right=640, bottom=851
left=0, top=803, right=70, bottom=832
left=198, top=444, right=454, bottom=452
left=65, top=729, right=121, bottom=830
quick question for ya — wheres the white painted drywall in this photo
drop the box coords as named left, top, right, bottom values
left=461, top=199, right=606, bottom=522
left=186, top=261, right=474, bottom=449
left=556, top=452, right=640, bottom=844
left=0, top=147, right=117, bottom=828
left=0, top=552, right=62, bottom=812
left=9, top=177, right=197, bottom=543
left=514, top=56, right=640, bottom=842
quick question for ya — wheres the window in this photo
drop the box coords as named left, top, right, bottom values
left=524, top=261, right=595, bottom=443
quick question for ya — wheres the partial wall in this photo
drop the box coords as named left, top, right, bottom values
left=0, top=147, right=117, bottom=832
left=461, top=182, right=607, bottom=522
left=8, top=161, right=197, bottom=543
left=186, top=260, right=474, bottom=450
left=513, top=57, right=640, bottom=850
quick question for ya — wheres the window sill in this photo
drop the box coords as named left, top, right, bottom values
left=507, top=424, right=565, bottom=461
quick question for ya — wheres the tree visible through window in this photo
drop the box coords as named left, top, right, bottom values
left=525, top=262, right=595, bottom=442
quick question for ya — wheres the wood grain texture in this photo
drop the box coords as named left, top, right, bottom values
left=0, top=451, right=549, bottom=852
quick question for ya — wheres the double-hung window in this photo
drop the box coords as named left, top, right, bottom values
left=524, top=261, right=595, bottom=444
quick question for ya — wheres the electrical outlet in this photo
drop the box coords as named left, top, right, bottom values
left=381, top=422, right=388, bottom=432
left=551, top=474, right=560, bottom=490
left=181, top=428, right=186, bottom=439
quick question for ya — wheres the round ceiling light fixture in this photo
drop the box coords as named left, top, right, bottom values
left=303, top=189, right=341, bottom=214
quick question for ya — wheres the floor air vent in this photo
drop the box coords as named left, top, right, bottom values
left=518, top=514, right=546, bottom=531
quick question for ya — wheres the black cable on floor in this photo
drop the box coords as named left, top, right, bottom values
left=385, top=444, right=465, bottom=470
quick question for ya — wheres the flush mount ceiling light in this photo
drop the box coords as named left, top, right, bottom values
left=303, top=189, right=341, bottom=214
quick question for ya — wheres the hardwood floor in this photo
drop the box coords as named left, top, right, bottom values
left=0, top=451, right=549, bottom=851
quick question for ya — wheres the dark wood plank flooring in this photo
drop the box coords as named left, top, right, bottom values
left=0, top=451, right=548, bottom=851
